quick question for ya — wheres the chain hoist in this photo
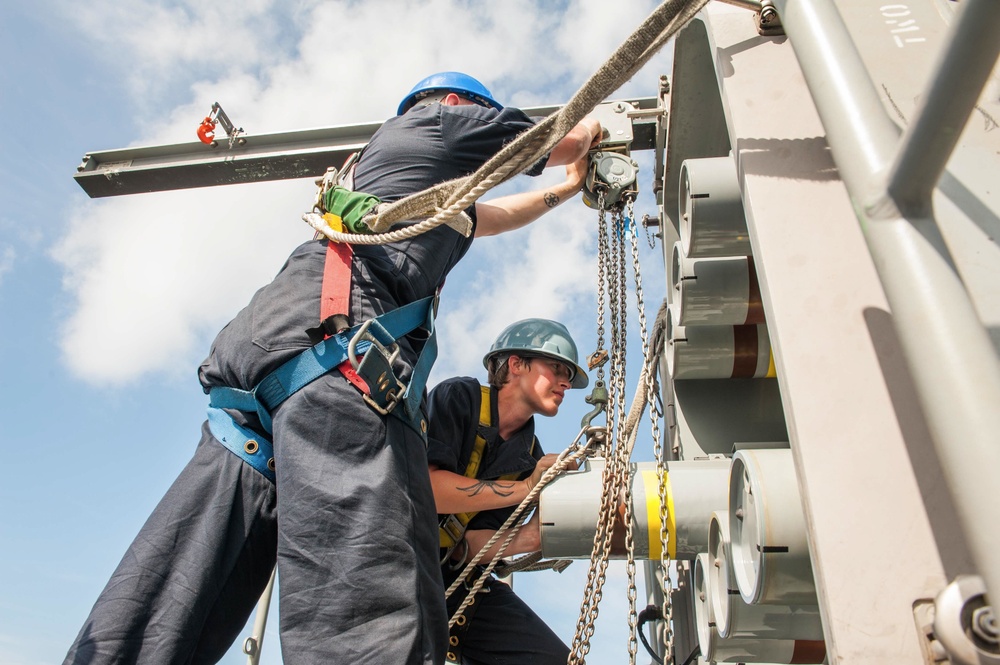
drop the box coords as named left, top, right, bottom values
left=570, top=142, right=672, bottom=663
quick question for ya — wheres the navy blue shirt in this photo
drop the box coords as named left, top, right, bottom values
left=200, top=105, right=543, bottom=409
left=426, top=377, right=544, bottom=531
left=353, top=103, right=545, bottom=220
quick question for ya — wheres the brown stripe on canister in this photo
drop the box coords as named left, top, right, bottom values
left=745, top=258, right=765, bottom=324
left=791, top=640, right=827, bottom=664
left=731, top=325, right=759, bottom=378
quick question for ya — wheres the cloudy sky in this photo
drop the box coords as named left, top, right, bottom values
left=0, top=1, right=675, bottom=663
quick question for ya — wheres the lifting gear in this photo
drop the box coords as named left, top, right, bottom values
left=196, top=102, right=246, bottom=148
left=439, top=385, right=537, bottom=562
left=582, top=150, right=640, bottom=211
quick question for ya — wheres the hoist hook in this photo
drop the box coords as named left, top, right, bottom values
left=581, top=381, right=609, bottom=429
left=197, top=117, right=217, bottom=144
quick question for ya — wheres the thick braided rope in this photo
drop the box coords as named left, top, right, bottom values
left=376, top=0, right=710, bottom=229
left=444, top=437, right=591, bottom=599
left=308, top=0, right=709, bottom=245
left=445, top=434, right=595, bottom=627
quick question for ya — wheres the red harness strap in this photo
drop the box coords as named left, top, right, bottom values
left=319, top=214, right=370, bottom=395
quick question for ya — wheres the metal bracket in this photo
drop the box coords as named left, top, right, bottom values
left=203, top=102, right=247, bottom=149
left=755, top=0, right=784, bottom=36
left=921, top=576, right=1000, bottom=665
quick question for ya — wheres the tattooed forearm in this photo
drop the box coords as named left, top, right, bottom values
left=543, top=192, right=560, bottom=208
left=457, top=480, right=516, bottom=498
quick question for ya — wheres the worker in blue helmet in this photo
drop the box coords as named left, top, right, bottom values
left=397, top=71, right=504, bottom=115
left=65, top=73, right=601, bottom=665
left=426, top=319, right=588, bottom=665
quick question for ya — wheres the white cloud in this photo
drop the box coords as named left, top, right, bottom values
left=53, top=0, right=669, bottom=386
left=55, top=180, right=313, bottom=383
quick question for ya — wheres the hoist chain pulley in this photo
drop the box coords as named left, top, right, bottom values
left=582, top=150, right=640, bottom=212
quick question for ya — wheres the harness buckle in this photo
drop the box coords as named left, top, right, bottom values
left=441, top=514, right=465, bottom=547
left=350, top=319, right=405, bottom=415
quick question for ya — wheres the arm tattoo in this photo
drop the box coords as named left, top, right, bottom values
left=543, top=192, right=560, bottom=208
left=457, top=479, right=516, bottom=498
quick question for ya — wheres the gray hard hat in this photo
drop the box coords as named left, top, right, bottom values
left=483, top=318, right=589, bottom=389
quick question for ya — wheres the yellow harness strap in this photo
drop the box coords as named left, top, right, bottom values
left=439, top=385, right=529, bottom=549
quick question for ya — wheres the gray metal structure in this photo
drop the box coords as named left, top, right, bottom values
left=72, top=1, right=1000, bottom=662
left=73, top=101, right=660, bottom=198
left=658, top=0, right=1000, bottom=662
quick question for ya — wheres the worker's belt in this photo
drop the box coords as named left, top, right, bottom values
left=206, top=406, right=276, bottom=483
left=207, top=295, right=437, bottom=483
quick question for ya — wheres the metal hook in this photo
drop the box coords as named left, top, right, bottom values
left=581, top=380, right=609, bottom=429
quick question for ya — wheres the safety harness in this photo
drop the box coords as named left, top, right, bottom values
left=206, top=156, right=439, bottom=483
left=438, top=385, right=536, bottom=561
left=438, top=384, right=539, bottom=663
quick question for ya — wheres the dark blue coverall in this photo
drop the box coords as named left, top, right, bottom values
left=426, top=377, right=570, bottom=665
left=64, top=103, right=544, bottom=665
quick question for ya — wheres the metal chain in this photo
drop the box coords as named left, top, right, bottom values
left=593, top=197, right=609, bottom=385
left=572, top=187, right=672, bottom=663
left=627, top=198, right=661, bottom=457
left=643, top=215, right=657, bottom=249
left=620, top=205, right=652, bottom=664
left=570, top=196, right=632, bottom=665
left=627, top=198, right=673, bottom=663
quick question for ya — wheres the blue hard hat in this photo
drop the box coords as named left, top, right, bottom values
left=397, top=71, right=503, bottom=115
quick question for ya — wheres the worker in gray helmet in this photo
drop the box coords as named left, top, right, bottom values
left=65, top=73, right=600, bottom=665
left=426, top=318, right=588, bottom=665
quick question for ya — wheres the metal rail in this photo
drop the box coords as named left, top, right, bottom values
left=73, top=98, right=661, bottom=198
left=774, top=0, right=1000, bottom=606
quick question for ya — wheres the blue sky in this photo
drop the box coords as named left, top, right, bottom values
left=0, top=2, right=672, bottom=663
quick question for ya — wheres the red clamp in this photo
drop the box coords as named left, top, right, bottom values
left=195, top=102, right=244, bottom=147
left=197, top=116, right=217, bottom=144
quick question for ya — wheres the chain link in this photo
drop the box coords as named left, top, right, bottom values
left=594, top=196, right=608, bottom=386
left=614, top=209, right=639, bottom=665
left=627, top=198, right=674, bottom=664
left=571, top=188, right=671, bottom=664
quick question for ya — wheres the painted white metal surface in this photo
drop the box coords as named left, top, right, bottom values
left=664, top=4, right=979, bottom=661
left=709, top=511, right=823, bottom=641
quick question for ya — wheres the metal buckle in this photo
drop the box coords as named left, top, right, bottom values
left=463, top=566, right=492, bottom=593
left=441, top=514, right=465, bottom=545
left=349, top=320, right=405, bottom=415
left=348, top=319, right=400, bottom=372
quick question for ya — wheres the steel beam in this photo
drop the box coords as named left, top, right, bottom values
left=73, top=98, right=660, bottom=198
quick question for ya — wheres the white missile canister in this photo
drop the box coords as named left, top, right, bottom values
left=729, top=449, right=818, bottom=606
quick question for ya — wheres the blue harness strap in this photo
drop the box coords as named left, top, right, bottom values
left=207, top=294, right=437, bottom=483
left=206, top=406, right=276, bottom=483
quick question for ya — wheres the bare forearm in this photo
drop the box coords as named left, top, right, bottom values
left=429, top=467, right=532, bottom=514
left=465, top=522, right=541, bottom=560
left=474, top=177, right=582, bottom=238
left=547, top=117, right=603, bottom=167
